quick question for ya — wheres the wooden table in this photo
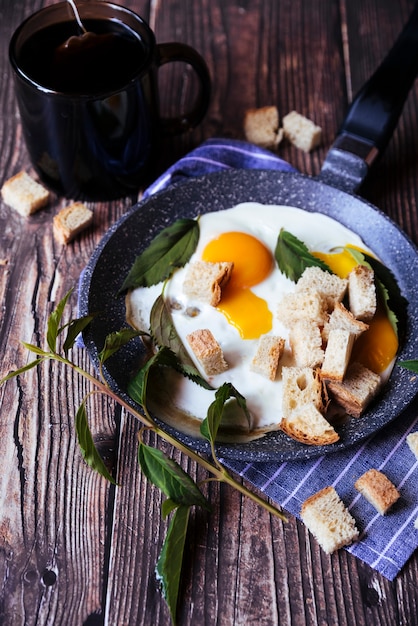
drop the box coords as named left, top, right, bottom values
left=1, top=1, right=418, bottom=624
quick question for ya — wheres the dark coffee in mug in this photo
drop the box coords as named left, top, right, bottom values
left=17, top=19, right=146, bottom=95
left=9, top=2, right=210, bottom=200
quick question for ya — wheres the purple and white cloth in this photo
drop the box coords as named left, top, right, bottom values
left=143, top=138, right=418, bottom=580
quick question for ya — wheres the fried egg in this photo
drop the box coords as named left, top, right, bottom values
left=127, top=202, right=398, bottom=436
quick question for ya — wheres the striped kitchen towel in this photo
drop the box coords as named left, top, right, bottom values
left=143, top=138, right=418, bottom=580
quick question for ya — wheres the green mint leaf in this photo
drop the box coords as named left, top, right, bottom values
left=99, top=327, right=147, bottom=364
left=75, top=400, right=117, bottom=484
left=275, top=229, right=332, bottom=282
left=21, top=342, right=49, bottom=357
left=156, top=504, right=190, bottom=626
left=200, top=382, right=251, bottom=443
left=62, top=314, right=96, bottom=356
left=120, top=218, right=199, bottom=292
left=398, top=359, right=418, bottom=373
left=47, top=289, right=73, bottom=352
left=150, top=295, right=213, bottom=390
left=128, top=346, right=180, bottom=408
left=0, top=359, right=43, bottom=385
left=138, top=442, right=209, bottom=510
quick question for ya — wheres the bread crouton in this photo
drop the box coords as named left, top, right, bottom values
left=296, top=267, right=348, bottom=311
left=282, top=366, right=326, bottom=416
left=277, top=290, right=327, bottom=327
left=326, top=362, right=381, bottom=418
left=322, top=302, right=369, bottom=341
left=53, top=202, right=93, bottom=244
left=250, top=335, right=285, bottom=381
left=186, top=329, right=228, bottom=376
left=300, top=486, right=359, bottom=553
left=1, top=171, right=50, bottom=217
left=289, top=320, right=324, bottom=368
left=280, top=402, right=339, bottom=445
left=321, top=328, right=355, bottom=381
left=348, top=265, right=377, bottom=321
left=354, top=469, right=400, bottom=515
left=282, top=111, right=322, bottom=152
left=183, top=260, right=234, bottom=306
left=243, top=106, right=283, bottom=149
left=406, top=432, right=418, bottom=460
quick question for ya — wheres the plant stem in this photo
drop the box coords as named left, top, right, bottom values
left=59, top=352, right=287, bottom=522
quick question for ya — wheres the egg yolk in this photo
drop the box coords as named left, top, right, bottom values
left=313, top=247, right=398, bottom=374
left=202, top=232, right=274, bottom=339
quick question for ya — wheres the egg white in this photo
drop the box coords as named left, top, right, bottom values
left=127, top=202, right=372, bottom=433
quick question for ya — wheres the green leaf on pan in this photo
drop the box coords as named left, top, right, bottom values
left=47, top=289, right=73, bottom=352
left=98, top=327, right=147, bottom=364
left=398, top=360, right=418, bottom=373
left=150, top=295, right=213, bottom=390
left=138, top=442, right=210, bottom=510
left=200, top=382, right=251, bottom=444
left=119, top=218, right=199, bottom=292
left=127, top=346, right=180, bottom=408
left=275, top=229, right=332, bottom=282
left=75, top=400, right=116, bottom=484
left=62, top=314, right=97, bottom=356
left=156, top=504, right=190, bottom=626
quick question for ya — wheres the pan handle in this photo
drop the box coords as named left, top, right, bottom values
left=319, top=3, right=418, bottom=193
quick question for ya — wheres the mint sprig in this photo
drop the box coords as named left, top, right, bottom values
left=120, top=218, right=199, bottom=292
left=275, top=228, right=332, bottom=282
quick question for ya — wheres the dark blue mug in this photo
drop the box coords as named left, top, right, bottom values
left=9, top=1, right=211, bottom=200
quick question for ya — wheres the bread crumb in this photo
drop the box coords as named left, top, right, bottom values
left=243, top=106, right=283, bottom=149
left=183, top=260, right=234, bottom=306
left=296, top=267, right=348, bottom=311
left=321, top=328, right=355, bottom=381
left=282, top=366, right=326, bottom=416
left=250, top=335, right=285, bottom=381
left=348, top=265, right=376, bottom=321
left=1, top=171, right=50, bottom=216
left=186, top=328, right=228, bottom=376
left=300, top=486, right=359, bottom=553
left=406, top=432, right=418, bottom=460
left=326, top=362, right=381, bottom=418
left=354, top=468, right=400, bottom=515
left=289, top=320, right=324, bottom=368
left=323, top=302, right=368, bottom=342
left=53, top=202, right=93, bottom=244
left=282, top=111, right=322, bottom=152
left=280, top=402, right=339, bottom=445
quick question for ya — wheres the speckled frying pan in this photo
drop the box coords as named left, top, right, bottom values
left=79, top=7, right=418, bottom=461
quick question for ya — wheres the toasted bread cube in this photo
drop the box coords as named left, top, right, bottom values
left=53, top=202, right=93, bottom=244
left=348, top=265, right=377, bottom=321
left=186, top=329, right=228, bottom=376
left=296, top=267, right=348, bottom=311
left=1, top=171, right=50, bottom=217
left=277, top=291, right=327, bottom=327
left=289, top=320, right=324, bottom=368
left=250, top=335, right=285, bottom=381
left=282, top=111, right=322, bottom=152
left=282, top=366, right=326, bottom=416
left=243, top=106, right=283, bottom=149
left=326, top=362, right=381, bottom=418
left=406, top=432, right=418, bottom=460
left=300, top=486, right=359, bottom=553
left=354, top=468, right=400, bottom=515
left=321, top=328, right=355, bottom=381
left=183, top=260, right=233, bottom=306
left=280, top=402, right=339, bottom=446
left=323, top=302, right=369, bottom=341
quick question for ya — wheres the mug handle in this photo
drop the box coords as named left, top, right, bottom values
left=156, top=42, right=211, bottom=133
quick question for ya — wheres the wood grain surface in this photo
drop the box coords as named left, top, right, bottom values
left=1, top=1, right=418, bottom=625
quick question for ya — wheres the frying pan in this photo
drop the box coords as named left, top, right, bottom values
left=79, top=5, right=418, bottom=461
